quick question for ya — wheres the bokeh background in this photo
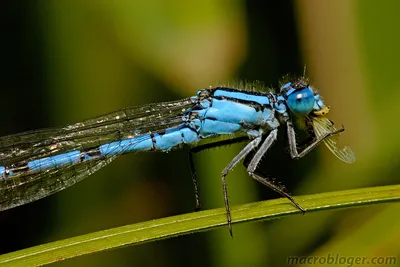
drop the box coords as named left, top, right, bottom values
left=1, top=1, right=399, bottom=266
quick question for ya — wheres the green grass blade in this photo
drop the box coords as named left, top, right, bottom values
left=1, top=184, right=400, bottom=267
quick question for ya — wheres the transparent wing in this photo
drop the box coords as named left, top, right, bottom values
left=0, top=98, right=195, bottom=211
left=0, top=98, right=193, bottom=166
left=311, top=116, right=355, bottom=163
left=0, top=156, right=116, bottom=211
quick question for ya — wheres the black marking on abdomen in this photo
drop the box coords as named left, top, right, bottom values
left=4, top=163, right=29, bottom=177
left=150, top=133, right=157, bottom=151
left=80, top=148, right=102, bottom=162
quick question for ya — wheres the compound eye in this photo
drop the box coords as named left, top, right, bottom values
left=286, top=87, right=315, bottom=116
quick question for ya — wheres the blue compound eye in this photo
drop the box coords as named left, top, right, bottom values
left=286, top=87, right=315, bottom=116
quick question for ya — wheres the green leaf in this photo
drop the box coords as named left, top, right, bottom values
left=1, top=184, right=399, bottom=267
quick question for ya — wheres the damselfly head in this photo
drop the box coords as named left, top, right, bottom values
left=279, top=77, right=334, bottom=119
left=280, top=79, right=317, bottom=116
left=281, top=78, right=355, bottom=163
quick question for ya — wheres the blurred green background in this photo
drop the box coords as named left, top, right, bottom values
left=1, top=1, right=399, bottom=266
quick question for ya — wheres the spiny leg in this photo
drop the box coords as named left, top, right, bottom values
left=248, top=172, right=305, bottom=213
left=188, top=136, right=249, bottom=211
left=220, top=136, right=263, bottom=236
left=246, top=129, right=306, bottom=212
left=286, top=118, right=344, bottom=159
left=241, top=117, right=343, bottom=212
left=188, top=152, right=202, bottom=211
left=246, top=129, right=278, bottom=173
